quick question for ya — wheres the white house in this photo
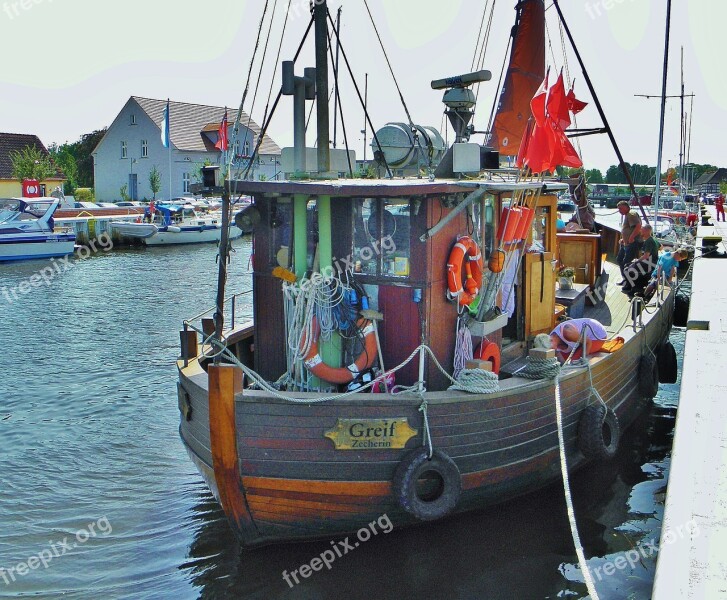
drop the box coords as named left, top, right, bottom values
left=92, top=96, right=281, bottom=202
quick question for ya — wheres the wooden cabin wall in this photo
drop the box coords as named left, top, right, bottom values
left=378, top=285, right=421, bottom=385
left=423, top=196, right=471, bottom=391
left=251, top=198, right=287, bottom=380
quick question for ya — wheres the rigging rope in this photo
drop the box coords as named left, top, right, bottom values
left=226, top=0, right=272, bottom=182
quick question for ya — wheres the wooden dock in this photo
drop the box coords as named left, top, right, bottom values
left=652, top=206, right=727, bottom=598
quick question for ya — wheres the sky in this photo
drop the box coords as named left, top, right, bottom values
left=1, top=0, right=724, bottom=174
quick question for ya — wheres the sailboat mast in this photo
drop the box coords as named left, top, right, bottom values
left=315, top=0, right=330, bottom=173
left=551, top=0, right=648, bottom=223
left=678, top=46, right=685, bottom=195
left=653, top=0, right=673, bottom=218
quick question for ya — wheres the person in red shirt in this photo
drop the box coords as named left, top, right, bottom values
left=716, top=194, right=725, bottom=222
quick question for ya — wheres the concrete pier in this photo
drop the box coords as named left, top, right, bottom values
left=652, top=205, right=727, bottom=598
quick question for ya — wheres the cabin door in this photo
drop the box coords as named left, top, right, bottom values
left=524, top=251, right=556, bottom=338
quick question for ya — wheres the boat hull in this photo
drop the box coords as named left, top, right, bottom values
left=178, top=292, right=673, bottom=547
left=145, top=225, right=241, bottom=245
left=0, top=235, right=76, bottom=261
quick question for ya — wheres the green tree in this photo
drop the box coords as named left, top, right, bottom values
left=10, top=145, right=55, bottom=181
left=119, top=184, right=130, bottom=202
left=48, top=143, right=78, bottom=193
left=584, top=168, right=603, bottom=184
left=148, top=166, right=161, bottom=200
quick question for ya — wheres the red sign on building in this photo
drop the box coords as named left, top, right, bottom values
left=22, top=179, right=41, bottom=197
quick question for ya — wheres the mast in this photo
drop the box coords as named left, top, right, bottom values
left=488, top=0, right=545, bottom=156
left=552, top=0, right=649, bottom=223
left=314, top=0, right=330, bottom=173
left=679, top=47, right=685, bottom=196
left=653, top=0, right=673, bottom=219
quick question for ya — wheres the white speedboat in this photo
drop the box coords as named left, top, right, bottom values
left=144, top=204, right=241, bottom=246
left=0, top=198, right=76, bottom=262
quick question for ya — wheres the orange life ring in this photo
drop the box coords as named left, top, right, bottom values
left=474, top=341, right=501, bottom=374
left=303, top=317, right=378, bottom=384
left=447, top=236, right=484, bottom=306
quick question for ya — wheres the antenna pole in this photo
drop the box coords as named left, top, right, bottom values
left=332, top=6, right=342, bottom=149
left=363, top=73, right=368, bottom=163
left=551, top=0, right=648, bottom=223
left=314, top=0, right=331, bottom=173
left=652, top=0, right=672, bottom=219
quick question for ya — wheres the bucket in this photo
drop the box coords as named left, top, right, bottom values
left=496, top=207, right=522, bottom=244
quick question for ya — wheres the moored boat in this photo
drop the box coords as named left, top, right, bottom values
left=0, top=198, right=76, bottom=262
left=142, top=204, right=241, bottom=246
left=176, top=0, right=677, bottom=549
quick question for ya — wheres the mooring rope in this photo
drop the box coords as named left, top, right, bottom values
left=553, top=377, right=601, bottom=600
left=448, top=369, right=499, bottom=394
left=518, top=356, right=561, bottom=380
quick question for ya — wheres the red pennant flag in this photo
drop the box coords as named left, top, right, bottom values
left=515, top=118, right=534, bottom=169
left=566, top=83, right=588, bottom=115
left=524, top=121, right=557, bottom=174
left=530, top=69, right=550, bottom=127
left=214, top=109, right=229, bottom=151
left=546, top=71, right=571, bottom=131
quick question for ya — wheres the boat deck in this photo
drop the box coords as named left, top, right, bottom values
left=584, top=259, right=633, bottom=334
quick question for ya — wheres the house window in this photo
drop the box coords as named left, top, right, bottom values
left=121, top=141, right=127, bottom=159
left=183, top=172, right=190, bottom=193
left=141, top=140, right=148, bottom=158
left=243, top=140, right=251, bottom=157
left=233, top=139, right=240, bottom=157
left=130, top=114, right=136, bottom=125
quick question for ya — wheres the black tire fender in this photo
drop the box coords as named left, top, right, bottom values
left=639, top=354, right=659, bottom=398
left=578, top=404, right=621, bottom=461
left=657, top=341, right=678, bottom=384
left=393, top=448, right=461, bottom=521
left=674, top=294, right=690, bottom=327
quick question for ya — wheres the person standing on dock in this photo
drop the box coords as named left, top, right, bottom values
left=617, top=200, right=642, bottom=285
left=715, top=194, right=725, bottom=222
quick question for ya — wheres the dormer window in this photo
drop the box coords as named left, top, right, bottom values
left=130, top=114, right=136, bottom=125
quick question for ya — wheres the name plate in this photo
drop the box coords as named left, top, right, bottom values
left=324, top=418, right=417, bottom=450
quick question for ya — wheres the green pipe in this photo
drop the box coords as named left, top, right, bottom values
left=293, top=194, right=308, bottom=278
left=317, top=195, right=342, bottom=369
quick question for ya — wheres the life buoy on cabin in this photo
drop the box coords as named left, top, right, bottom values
left=447, top=236, right=484, bottom=306
left=393, top=448, right=461, bottom=521
left=473, top=341, right=501, bottom=374
left=302, top=317, right=377, bottom=384
left=577, top=404, right=620, bottom=461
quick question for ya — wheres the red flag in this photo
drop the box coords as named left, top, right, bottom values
left=546, top=72, right=570, bottom=131
left=214, top=109, right=229, bottom=151
left=566, top=82, right=588, bottom=114
left=524, top=121, right=557, bottom=174
left=549, top=121, right=583, bottom=168
left=530, top=69, right=550, bottom=127
left=515, top=118, right=534, bottom=169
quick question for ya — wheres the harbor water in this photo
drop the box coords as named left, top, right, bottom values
left=0, top=235, right=683, bottom=599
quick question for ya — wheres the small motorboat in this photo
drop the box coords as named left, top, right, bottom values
left=0, top=198, right=76, bottom=262
left=109, top=220, right=159, bottom=239
left=143, top=204, right=241, bottom=246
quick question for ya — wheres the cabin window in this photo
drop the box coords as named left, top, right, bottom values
left=352, top=198, right=409, bottom=277
left=141, top=140, right=148, bottom=158
left=121, top=141, right=127, bottom=159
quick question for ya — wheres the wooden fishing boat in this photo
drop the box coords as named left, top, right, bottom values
left=176, top=0, right=677, bottom=547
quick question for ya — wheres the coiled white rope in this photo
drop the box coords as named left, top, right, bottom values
left=448, top=369, right=499, bottom=394
left=554, top=376, right=600, bottom=599
left=453, top=316, right=473, bottom=380
left=519, top=356, right=561, bottom=380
